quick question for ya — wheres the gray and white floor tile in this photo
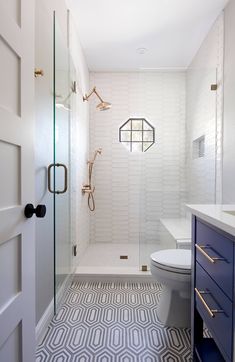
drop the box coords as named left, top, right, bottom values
left=36, top=281, right=191, bottom=361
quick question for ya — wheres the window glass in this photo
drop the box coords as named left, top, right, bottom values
left=119, top=118, right=155, bottom=152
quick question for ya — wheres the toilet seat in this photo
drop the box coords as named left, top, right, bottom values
left=151, top=249, right=191, bottom=274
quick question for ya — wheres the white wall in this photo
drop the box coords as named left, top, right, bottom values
left=89, top=72, right=186, bottom=246
left=35, top=0, right=90, bottom=323
left=186, top=14, right=224, bottom=205
left=223, top=0, right=235, bottom=203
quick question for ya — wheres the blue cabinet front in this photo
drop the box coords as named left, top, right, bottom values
left=195, top=218, right=234, bottom=300
left=195, top=262, right=232, bottom=361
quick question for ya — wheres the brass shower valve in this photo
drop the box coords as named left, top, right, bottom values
left=82, top=185, right=95, bottom=194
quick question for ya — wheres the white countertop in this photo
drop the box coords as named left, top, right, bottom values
left=186, top=204, right=235, bottom=237
left=160, top=218, right=191, bottom=240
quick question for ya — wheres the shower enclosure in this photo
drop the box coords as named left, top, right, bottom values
left=52, top=14, right=77, bottom=311
left=77, top=68, right=219, bottom=275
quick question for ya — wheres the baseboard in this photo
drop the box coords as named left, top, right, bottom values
left=36, top=298, right=54, bottom=346
left=55, top=272, right=74, bottom=311
left=36, top=270, right=75, bottom=346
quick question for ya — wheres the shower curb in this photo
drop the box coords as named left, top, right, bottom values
left=73, top=273, right=154, bottom=283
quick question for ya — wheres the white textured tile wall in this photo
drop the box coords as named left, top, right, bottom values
left=186, top=14, right=224, bottom=204
left=88, top=13, right=224, bottom=249
left=89, top=72, right=186, bottom=245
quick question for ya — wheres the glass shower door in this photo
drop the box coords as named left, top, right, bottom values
left=138, top=68, right=218, bottom=271
left=53, top=14, right=73, bottom=312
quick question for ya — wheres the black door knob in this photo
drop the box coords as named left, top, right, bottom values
left=24, top=204, right=46, bottom=218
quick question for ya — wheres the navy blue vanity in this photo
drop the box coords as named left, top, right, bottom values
left=191, top=215, right=235, bottom=361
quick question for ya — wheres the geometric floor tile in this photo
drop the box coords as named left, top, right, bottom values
left=36, top=281, right=192, bottom=361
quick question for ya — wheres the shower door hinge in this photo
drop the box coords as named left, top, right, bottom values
left=73, top=244, right=77, bottom=257
left=34, top=68, right=44, bottom=77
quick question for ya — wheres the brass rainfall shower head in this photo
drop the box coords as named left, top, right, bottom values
left=83, top=86, right=111, bottom=111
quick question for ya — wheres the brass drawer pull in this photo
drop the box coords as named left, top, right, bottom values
left=195, top=244, right=226, bottom=264
left=195, top=288, right=224, bottom=318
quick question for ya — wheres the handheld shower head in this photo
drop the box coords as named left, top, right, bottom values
left=91, top=148, right=102, bottom=163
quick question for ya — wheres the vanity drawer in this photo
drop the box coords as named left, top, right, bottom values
left=195, top=219, right=234, bottom=299
left=195, top=262, right=233, bottom=360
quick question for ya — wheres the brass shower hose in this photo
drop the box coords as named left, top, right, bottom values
left=88, top=161, right=95, bottom=211
left=82, top=148, right=102, bottom=212
left=88, top=191, right=95, bottom=211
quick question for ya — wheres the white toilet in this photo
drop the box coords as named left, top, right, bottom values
left=150, top=249, right=191, bottom=328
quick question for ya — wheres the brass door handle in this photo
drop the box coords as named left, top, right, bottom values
left=195, top=244, right=226, bottom=264
left=195, top=288, right=224, bottom=318
left=48, top=163, right=68, bottom=194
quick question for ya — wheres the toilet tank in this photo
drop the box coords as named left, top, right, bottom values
left=176, top=239, right=191, bottom=250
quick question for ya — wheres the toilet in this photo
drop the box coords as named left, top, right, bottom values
left=150, top=249, right=191, bottom=328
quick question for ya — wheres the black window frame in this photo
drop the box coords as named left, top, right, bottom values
left=119, top=118, right=155, bottom=152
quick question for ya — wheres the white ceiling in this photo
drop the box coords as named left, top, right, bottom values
left=67, top=0, right=228, bottom=71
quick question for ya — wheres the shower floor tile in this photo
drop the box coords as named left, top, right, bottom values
left=36, top=281, right=192, bottom=361
left=76, top=243, right=162, bottom=275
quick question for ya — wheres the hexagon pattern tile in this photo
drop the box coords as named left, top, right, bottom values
left=36, top=282, right=192, bottom=361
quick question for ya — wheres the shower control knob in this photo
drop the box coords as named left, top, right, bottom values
left=24, top=203, right=46, bottom=218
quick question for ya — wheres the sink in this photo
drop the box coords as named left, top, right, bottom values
left=223, top=210, right=235, bottom=216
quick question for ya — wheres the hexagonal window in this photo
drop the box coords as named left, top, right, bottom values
left=119, top=118, right=155, bottom=152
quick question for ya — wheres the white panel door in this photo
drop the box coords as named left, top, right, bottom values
left=0, top=0, right=36, bottom=361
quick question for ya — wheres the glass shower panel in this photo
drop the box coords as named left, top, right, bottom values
left=139, top=68, right=218, bottom=271
left=68, top=59, right=77, bottom=275
left=186, top=67, right=218, bottom=205
left=53, top=15, right=72, bottom=312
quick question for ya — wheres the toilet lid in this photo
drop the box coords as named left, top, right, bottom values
left=151, top=249, right=191, bottom=270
